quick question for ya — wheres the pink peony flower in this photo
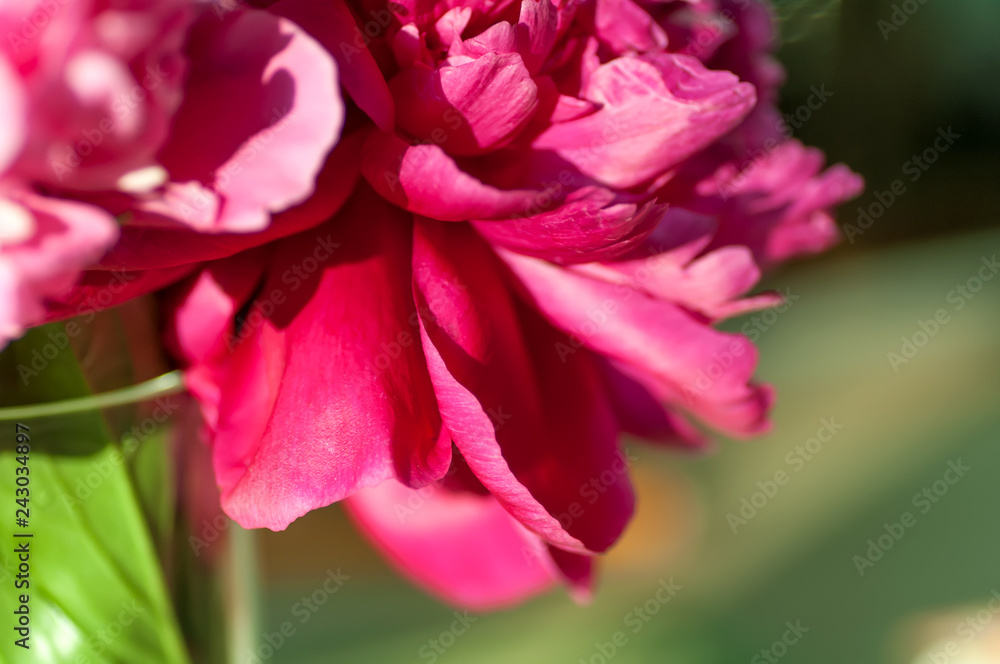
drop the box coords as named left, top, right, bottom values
left=0, top=0, right=343, bottom=345
left=31, top=0, right=860, bottom=608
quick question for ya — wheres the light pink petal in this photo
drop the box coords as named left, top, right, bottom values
left=347, top=478, right=561, bottom=610
left=500, top=249, right=773, bottom=437
left=213, top=193, right=448, bottom=530
left=0, top=192, right=117, bottom=346
left=532, top=53, right=755, bottom=188
left=155, top=8, right=343, bottom=232
left=362, top=131, right=542, bottom=221
left=413, top=220, right=634, bottom=552
left=390, top=52, right=539, bottom=156
left=269, top=0, right=395, bottom=131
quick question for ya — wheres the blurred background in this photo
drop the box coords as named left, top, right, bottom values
left=1, top=1, right=997, bottom=663
left=251, top=1, right=1000, bottom=662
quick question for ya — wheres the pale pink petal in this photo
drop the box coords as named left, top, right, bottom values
left=100, top=134, right=362, bottom=271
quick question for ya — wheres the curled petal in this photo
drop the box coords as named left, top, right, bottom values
left=413, top=221, right=634, bottom=553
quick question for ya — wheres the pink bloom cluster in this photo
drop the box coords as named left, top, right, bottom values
left=9, top=0, right=861, bottom=608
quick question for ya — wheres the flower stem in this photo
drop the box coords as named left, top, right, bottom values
left=0, top=370, right=185, bottom=420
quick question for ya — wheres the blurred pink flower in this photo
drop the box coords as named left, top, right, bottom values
left=0, top=0, right=343, bottom=345
left=30, top=0, right=860, bottom=608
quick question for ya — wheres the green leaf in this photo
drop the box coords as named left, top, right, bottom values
left=0, top=326, right=189, bottom=664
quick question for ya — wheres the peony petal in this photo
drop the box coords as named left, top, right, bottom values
left=390, top=52, right=539, bottom=156
left=43, top=264, right=198, bottom=325
left=412, top=220, right=634, bottom=552
left=0, top=59, right=25, bottom=172
left=691, top=140, right=864, bottom=267
left=593, top=0, right=668, bottom=55
left=163, top=251, right=267, bottom=433
left=473, top=187, right=664, bottom=264
left=531, top=53, right=755, bottom=188
left=1, top=192, right=118, bottom=346
left=597, top=357, right=708, bottom=447
left=213, top=191, right=447, bottom=530
left=155, top=8, right=343, bottom=232
left=516, top=0, right=558, bottom=74
left=347, top=478, right=561, bottom=610
left=100, top=133, right=362, bottom=271
left=500, top=249, right=773, bottom=437
left=362, top=130, right=542, bottom=221
left=269, top=0, right=395, bottom=132
left=569, top=207, right=781, bottom=318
